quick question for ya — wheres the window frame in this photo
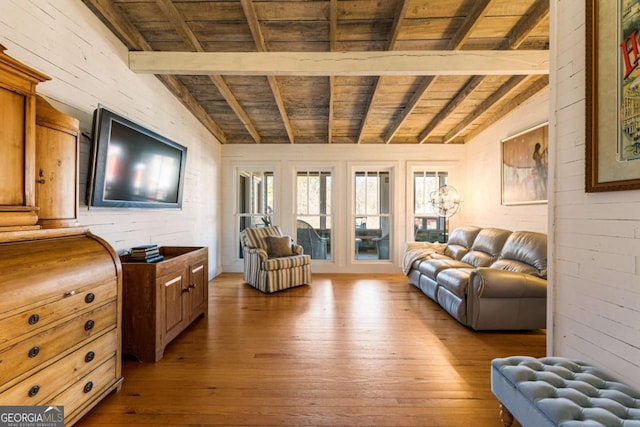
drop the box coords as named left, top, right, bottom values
left=348, top=162, right=396, bottom=262
left=293, top=166, right=335, bottom=261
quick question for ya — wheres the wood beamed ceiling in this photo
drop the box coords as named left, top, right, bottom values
left=82, top=0, right=550, bottom=145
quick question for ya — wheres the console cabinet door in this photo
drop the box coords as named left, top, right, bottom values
left=188, top=261, right=206, bottom=322
left=159, top=271, right=187, bottom=346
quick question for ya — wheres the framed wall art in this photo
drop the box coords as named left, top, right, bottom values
left=586, top=0, right=640, bottom=192
left=501, top=122, right=549, bottom=205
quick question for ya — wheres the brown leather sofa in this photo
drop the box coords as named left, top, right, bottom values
left=404, top=225, right=547, bottom=330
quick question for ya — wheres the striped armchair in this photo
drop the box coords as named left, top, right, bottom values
left=240, top=226, right=312, bottom=293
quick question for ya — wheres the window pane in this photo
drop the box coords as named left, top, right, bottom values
left=412, top=171, right=448, bottom=243
left=354, top=170, right=391, bottom=261
left=237, top=170, right=275, bottom=258
left=296, top=171, right=332, bottom=260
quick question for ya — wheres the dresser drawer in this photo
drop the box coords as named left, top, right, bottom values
left=0, top=301, right=117, bottom=388
left=0, top=280, right=117, bottom=346
left=49, top=356, right=119, bottom=416
left=0, top=329, right=117, bottom=404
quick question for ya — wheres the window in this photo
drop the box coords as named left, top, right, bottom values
left=354, top=170, right=391, bottom=260
left=296, top=171, right=332, bottom=260
left=413, top=171, right=448, bottom=243
left=237, top=170, right=274, bottom=257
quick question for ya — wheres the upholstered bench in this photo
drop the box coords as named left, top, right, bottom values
left=491, top=356, right=640, bottom=427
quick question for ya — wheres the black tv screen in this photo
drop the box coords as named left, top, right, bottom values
left=88, top=106, right=187, bottom=209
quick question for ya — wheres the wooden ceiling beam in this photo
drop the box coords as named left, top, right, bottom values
left=417, top=75, right=485, bottom=143
left=241, top=0, right=295, bottom=144
left=384, top=0, right=492, bottom=144
left=464, top=75, right=549, bottom=142
left=502, top=0, right=550, bottom=49
left=416, top=0, right=549, bottom=144
left=81, top=0, right=227, bottom=143
left=383, top=76, right=435, bottom=143
left=156, top=0, right=261, bottom=144
left=356, top=0, right=409, bottom=144
left=442, top=75, right=529, bottom=143
left=129, top=50, right=549, bottom=76
left=447, top=0, right=493, bottom=51
left=328, top=0, right=337, bottom=144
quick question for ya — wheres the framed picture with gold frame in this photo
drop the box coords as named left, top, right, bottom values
left=501, top=122, right=549, bottom=205
left=586, top=0, right=640, bottom=192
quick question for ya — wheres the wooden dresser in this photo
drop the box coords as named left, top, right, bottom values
left=121, top=246, right=208, bottom=362
left=0, top=228, right=123, bottom=425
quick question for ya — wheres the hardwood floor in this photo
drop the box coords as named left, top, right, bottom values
left=77, top=273, right=544, bottom=426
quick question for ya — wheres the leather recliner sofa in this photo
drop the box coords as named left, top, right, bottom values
left=404, top=225, right=547, bottom=330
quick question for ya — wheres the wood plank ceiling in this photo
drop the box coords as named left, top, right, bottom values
left=81, top=0, right=549, bottom=145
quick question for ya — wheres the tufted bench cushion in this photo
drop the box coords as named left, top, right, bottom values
left=491, top=356, right=640, bottom=427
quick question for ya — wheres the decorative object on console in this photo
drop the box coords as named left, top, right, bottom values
left=429, top=185, right=461, bottom=242
left=128, top=244, right=163, bottom=263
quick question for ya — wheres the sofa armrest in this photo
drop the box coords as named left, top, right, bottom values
left=470, top=268, right=547, bottom=298
left=292, top=244, right=304, bottom=255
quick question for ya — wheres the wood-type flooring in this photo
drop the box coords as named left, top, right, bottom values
left=78, top=273, right=544, bottom=426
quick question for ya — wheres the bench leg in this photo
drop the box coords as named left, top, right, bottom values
left=499, top=403, right=514, bottom=427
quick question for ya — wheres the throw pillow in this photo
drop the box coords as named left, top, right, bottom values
left=265, top=235, right=294, bottom=258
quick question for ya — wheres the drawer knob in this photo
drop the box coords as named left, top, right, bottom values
left=28, top=385, right=40, bottom=397
left=85, top=292, right=96, bottom=303
left=85, top=351, right=95, bottom=363
left=84, top=320, right=95, bottom=331
left=28, top=314, right=40, bottom=325
left=83, top=381, right=94, bottom=393
left=28, top=346, right=40, bottom=358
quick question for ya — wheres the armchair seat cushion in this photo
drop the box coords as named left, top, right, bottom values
left=262, top=254, right=310, bottom=271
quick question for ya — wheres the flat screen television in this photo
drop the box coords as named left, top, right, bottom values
left=88, top=106, right=187, bottom=209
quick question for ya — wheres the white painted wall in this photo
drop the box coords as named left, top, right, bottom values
left=551, top=0, right=640, bottom=389
left=457, top=90, right=549, bottom=234
left=0, top=0, right=222, bottom=278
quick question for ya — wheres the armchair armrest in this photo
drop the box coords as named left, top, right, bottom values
left=245, top=247, right=268, bottom=262
left=293, top=244, right=304, bottom=255
left=470, top=268, right=547, bottom=298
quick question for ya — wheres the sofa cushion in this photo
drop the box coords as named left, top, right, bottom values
left=418, top=258, right=472, bottom=280
left=444, top=225, right=481, bottom=260
left=436, top=267, right=473, bottom=298
left=496, top=231, right=547, bottom=278
left=459, top=228, right=511, bottom=267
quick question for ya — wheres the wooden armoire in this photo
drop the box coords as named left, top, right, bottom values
left=0, top=44, right=123, bottom=426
